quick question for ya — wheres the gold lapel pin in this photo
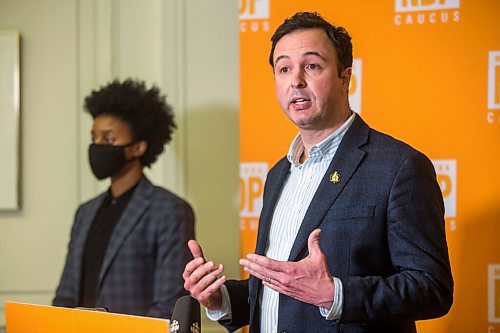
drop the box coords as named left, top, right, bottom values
left=330, top=171, right=341, bottom=184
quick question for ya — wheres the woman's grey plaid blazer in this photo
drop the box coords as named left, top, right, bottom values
left=53, top=176, right=195, bottom=318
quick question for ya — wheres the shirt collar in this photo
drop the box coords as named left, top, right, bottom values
left=287, top=112, right=356, bottom=166
left=105, top=181, right=139, bottom=206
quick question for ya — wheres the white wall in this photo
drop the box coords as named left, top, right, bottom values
left=0, top=1, right=239, bottom=332
left=0, top=0, right=80, bottom=318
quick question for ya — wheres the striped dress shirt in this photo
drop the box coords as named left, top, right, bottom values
left=260, top=113, right=354, bottom=332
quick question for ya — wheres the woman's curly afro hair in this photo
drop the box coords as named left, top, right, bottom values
left=84, top=79, right=176, bottom=167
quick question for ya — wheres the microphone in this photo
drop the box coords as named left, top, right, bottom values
left=169, top=295, right=201, bottom=333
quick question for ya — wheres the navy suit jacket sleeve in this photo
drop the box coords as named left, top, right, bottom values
left=340, top=149, right=453, bottom=323
left=218, top=279, right=251, bottom=331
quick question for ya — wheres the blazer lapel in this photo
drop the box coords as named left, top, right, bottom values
left=98, top=176, right=153, bottom=283
left=288, top=115, right=370, bottom=261
left=250, top=157, right=290, bottom=304
left=255, top=157, right=290, bottom=255
left=72, top=193, right=107, bottom=291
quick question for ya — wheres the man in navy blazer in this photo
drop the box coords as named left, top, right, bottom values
left=53, top=79, right=194, bottom=318
left=183, top=12, right=453, bottom=332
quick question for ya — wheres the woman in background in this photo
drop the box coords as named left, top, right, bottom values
left=53, top=79, right=194, bottom=318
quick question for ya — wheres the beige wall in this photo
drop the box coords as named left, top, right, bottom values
left=0, top=1, right=239, bottom=332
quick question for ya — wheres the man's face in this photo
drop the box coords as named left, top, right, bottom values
left=273, top=28, right=351, bottom=132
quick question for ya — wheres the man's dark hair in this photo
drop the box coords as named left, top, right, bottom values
left=84, top=78, right=176, bottom=167
left=269, top=12, right=353, bottom=77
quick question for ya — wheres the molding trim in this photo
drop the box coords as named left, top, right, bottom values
left=77, top=0, right=115, bottom=201
left=160, top=0, right=187, bottom=196
left=77, top=0, right=188, bottom=199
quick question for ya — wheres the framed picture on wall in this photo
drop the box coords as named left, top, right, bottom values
left=0, top=31, right=21, bottom=210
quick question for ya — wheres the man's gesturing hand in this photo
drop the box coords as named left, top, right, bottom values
left=183, top=240, right=226, bottom=311
left=239, top=229, right=335, bottom=309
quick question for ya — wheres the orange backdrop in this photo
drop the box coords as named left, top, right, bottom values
left=239, top=1, right=500, bottom=332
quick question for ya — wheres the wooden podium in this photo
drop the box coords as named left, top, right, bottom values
left=5, top=302, right=169, bottom=333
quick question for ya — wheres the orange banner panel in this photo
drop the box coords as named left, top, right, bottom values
left=239, top=0, right=500, bottom=332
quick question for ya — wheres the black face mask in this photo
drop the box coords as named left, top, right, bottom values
left=88, top=143, right=135, bottom=180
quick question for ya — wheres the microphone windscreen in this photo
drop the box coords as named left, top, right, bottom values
left=169, top=295, right=201, bottom=333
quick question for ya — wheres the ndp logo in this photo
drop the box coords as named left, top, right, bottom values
left=432, top=159, right=457, bottom=229
left=488, top=265, right=500, bottom=324
left=395, top=0, right=460, bottom=12
left=239, top=0, right=269, bottom=20
left=349, top=59, right=362, bottom=114
left=240, top=162, right=268, bottom=231
left=487, top=51, right=500, bottom=124
left=394, top=0, right=460, bottom=25
left=239, top=0, right=270, bottom=32
left=488, top=51, right=500, bottom=108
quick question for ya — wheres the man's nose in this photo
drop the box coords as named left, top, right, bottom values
left=291, top=70, right=306, bottom=88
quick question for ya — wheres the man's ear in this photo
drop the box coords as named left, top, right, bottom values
left=133, top=140, right=148, bottom=158
left=341, top=67, right=352, bottom=93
